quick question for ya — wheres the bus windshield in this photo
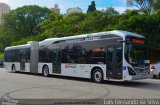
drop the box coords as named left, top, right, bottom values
left=125, top=44, right=149, bottom=66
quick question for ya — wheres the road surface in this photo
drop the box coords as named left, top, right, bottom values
left=0, top=68, right=160, bottom=104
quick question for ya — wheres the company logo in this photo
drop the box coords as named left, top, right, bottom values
left=65, top=64, right=77, bottom=68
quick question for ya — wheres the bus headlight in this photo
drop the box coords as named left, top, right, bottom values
left=128, top=67, right=136, bottom=75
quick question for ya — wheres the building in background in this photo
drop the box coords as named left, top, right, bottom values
left=0, top=2, right=10, bottom=22
left=67, top=7, right=82, bottom=15
left=0, top=2, right=10, bottom=15
left=51, top=4, right=60, bottom=13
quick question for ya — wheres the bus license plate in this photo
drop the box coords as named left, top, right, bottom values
left=143, top=75, right=146, bottom=79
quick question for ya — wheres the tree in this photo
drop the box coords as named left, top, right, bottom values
left=39, top=12, right=86, bottom=37
left=103, top=7, right=119, bottom=16
left=153, top=0, right=160, bottom=12
left=81, top=11, right=109, bottom=32
left=115, top=12, right=160, bottom=49
left=38, top=12, right=65, bottom=37
left=0, top=5, right=50, bottom=52
left=87, top=1, right=96, bottom=13
left=2, top=5, right=50, bottom=40
left=127, top=0, right=154, bottom=14
left=0, top=17, right=17, bottom=51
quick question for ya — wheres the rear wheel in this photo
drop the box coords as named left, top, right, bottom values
left=43, top=66, right=49, bottom=77
left=12, top=65, right=16, bottom=73
left=92, top=69, right=103, bottom=83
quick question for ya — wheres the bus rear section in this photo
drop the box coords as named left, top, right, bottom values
left=3, top=41, right=39, bottom=73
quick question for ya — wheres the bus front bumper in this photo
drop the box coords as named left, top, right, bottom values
left=131, top=74, right=151, bottom=80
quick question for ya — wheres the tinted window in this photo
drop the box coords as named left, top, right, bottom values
left=62, top=45, right=78, bottom=63
left=19, top=48, right=30, bottom=63
left=62, top=49, right=78, bottom=63
left=77, top=47, right=87, bottom=64
left=39, top=49, right=52, bottom=62
left=89, top=47, right=106, bottom=64
left=4, top=50, right=19, bottom=62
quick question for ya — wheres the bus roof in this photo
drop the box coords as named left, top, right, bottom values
left=5, top=30, right=145, bottom=50
left=39, top=30, right=145, bottom=45
left=5, top=41, right=39, bottom=51
left=112, top=30, right=145, bottom=38
left=5, top=44, right=30, bottom=51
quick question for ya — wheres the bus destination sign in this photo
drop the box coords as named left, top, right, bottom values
left=132, top=38, right=144, bottom=44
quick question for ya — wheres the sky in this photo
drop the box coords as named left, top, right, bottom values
left=0, top=0, right=132, bottom=14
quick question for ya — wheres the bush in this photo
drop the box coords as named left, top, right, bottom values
left=11, top=34, right=48, bottom=46
left=0, top=52, right=4, bottom=59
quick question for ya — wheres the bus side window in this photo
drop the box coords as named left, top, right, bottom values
left=78, top=48, right=87, bottom=64
left=89, top=47, right=106, bottom=64
left=39, top=49, right=52, bottom=63
left=62, top=49, right=78, bottom=63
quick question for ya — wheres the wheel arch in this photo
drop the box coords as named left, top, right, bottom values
left=42, top=64, right=50, bottom=77
left=11, top=64, right=15, bottom=70
left=91, top=66, right=104, bottom=79
left=42, top=64, right=49, bottom=72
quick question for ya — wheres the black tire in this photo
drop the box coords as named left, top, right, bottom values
left=42, top=66, right=49, bottom=77
left=159, top=73, right=160, bottom=79
left=92, top=69, right=103, bottom=83
left=12, top=65, right=16, bottom=73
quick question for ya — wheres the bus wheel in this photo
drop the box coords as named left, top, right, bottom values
left=92, top=69, right=103, bottom=83
left=12, top=65, right=16, bottom=73
left=43, top=66, right=49, bottom=77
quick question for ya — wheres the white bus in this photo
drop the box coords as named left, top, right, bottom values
left=4, top=30, right=151, bottom=83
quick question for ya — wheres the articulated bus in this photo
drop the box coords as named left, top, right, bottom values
left=4, top=30, right=151, bottom=83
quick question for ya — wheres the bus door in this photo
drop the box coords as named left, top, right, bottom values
left=106, top=46, right=123, bottom=79
left=52, top=49, right=61, bottom=74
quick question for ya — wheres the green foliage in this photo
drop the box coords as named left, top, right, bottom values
left=153, top=0, right=160, bottom=13
left=0, top=23, right=14, bottom=52
left=39, top=12, right=87, bottom=37
left=81, top=11, right=105, bottom=32
left=103, top=7, right=119, bottom=16
left=0, top=52, right=4, bottom=59
left=115, top=13, right=160, bottom=48
left=2, top=5, right=50, bottom=38
left=127, top=0, right=154, bottom=14
left=0, top=5, right=50, bottom=51
left=87, top=1, right=96, bottom=13
left=37, top=8, right=160, bottom=49
left=1, top=3, right=160, bottom=53
left=11, top=34, right=48, bottom=46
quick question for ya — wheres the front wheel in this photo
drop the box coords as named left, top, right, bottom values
left=43, top=66, right=49, bottom=77
left=92, top=69, right=103, bottom=83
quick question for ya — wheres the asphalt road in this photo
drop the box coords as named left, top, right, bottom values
left=0, top=68, right=160, bottom=104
